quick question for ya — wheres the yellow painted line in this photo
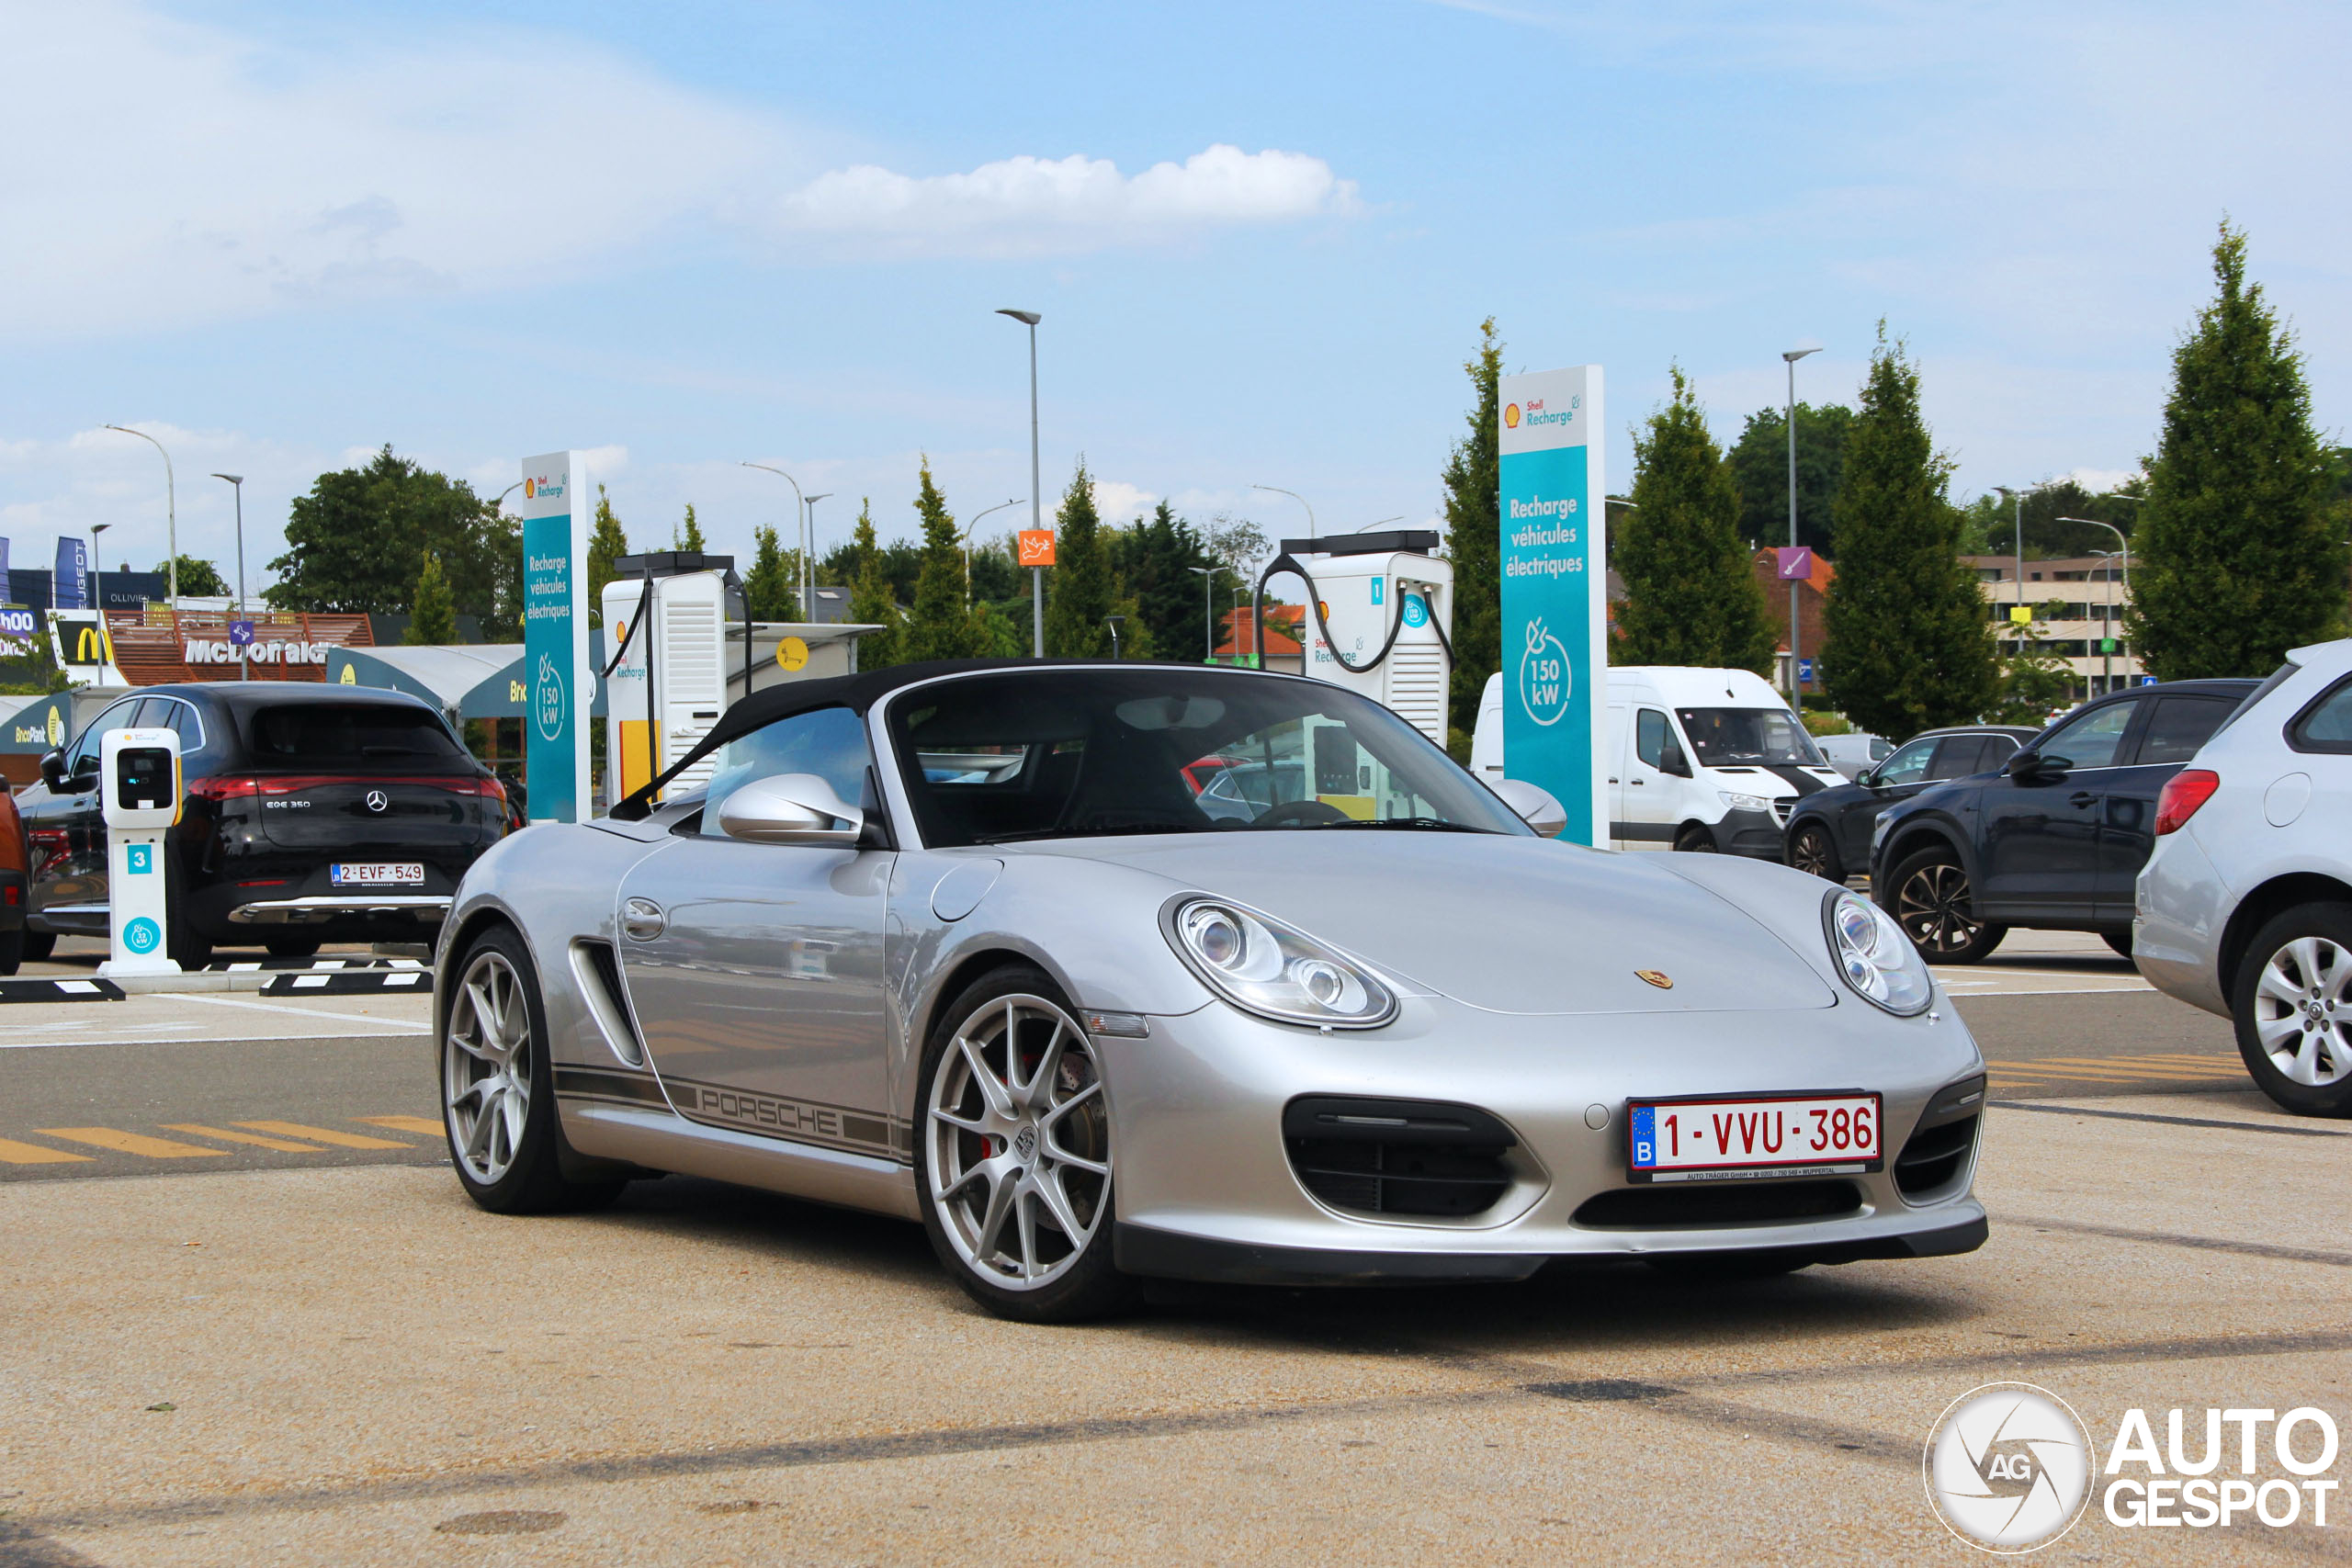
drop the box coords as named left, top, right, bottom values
left=233, top=1120, right=411, bottom=1150
left=35, top=1127, right=228, bottom=1159
left=0, top=1136, right=94, bottom=1165
left=160, top=1123, right=325, bottom=1154
left=353, top=1115, right=444, bottom=1136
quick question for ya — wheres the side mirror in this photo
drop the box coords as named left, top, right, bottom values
left=1490, top=778, right=1568, bottom=839
left=717, top=773, right=865, bottom=847
left=1855, top=765, right=1878, bottom=788
left=2008, top=750, right=2067, bottom=782
left=1659, top=744, right=1692, bottom=779
left=38, top=750, right=65, bottom=790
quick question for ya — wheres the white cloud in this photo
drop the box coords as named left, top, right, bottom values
left=1089, top=479, right=1158, bottom=523
left=768, top=145, right=1360, bottom=259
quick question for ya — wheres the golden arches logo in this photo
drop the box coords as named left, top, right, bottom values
left=74, top=626, right=105, bottom=664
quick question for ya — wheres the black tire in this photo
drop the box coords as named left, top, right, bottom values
left=1672, top=825, right=1718, bottom=853
left=1786, top=821, right=1844, bottom=883
left=1882, top=847, right=2007, bottom=964
left=441, top=922, right=627, bottom=1213
left=18, top=928, right=54, bottom=963
left=0, top=928, right=21, bottom=976
left=913, top=964, right=1135, bottom=1324
left=2100, top=929, right=2135, bottom=961
left=266, top=938, right=322, bottom=959
left=2231, top=902, right=2352, bottom=1117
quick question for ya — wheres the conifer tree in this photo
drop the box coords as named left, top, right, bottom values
left=1819, top=330, right=1998, bottom=737
left=1614, top=367, right=1775, bottom=673
left=902, top=459, right=976, bottom=661
left=1044, top=460, right=1114, bottom=659
left=405, top=551, right=458, bottom=645
left=2131, top=221, right=2349, bottom=676
left=744, top=522, right=799, bottom=622
left=586, top=484, right=629, bottom=611
left=846, top=500, right=900, bottom=666
left=1442, top=319, right=1503, bottom=745
left=674, top=502, right=706, bottom=553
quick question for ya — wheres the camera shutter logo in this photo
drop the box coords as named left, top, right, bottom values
left=1924, top=1382, right=2092, bottom=1552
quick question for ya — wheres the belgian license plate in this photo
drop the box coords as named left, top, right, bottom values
left=1626, top=1092, right=1883, bottom=1183
left=332, top=862, right=424, bottom=886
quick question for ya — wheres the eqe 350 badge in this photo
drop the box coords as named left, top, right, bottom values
left=1924, top=1382, right=2093, bottom=1552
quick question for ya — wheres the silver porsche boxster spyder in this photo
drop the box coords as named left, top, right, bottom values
left=435, top=660, right=1986, bottom=1321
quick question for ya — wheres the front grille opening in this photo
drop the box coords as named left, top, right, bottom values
left=1574, top=1179, right=1862, bottom=1229
left=1283, top=1096, right=1517, bottom=1219
left=1894, top=1113, right=1978, bottom=1198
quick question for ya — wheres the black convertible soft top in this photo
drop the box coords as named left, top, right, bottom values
left=607, top=658, right=1259, bottom=818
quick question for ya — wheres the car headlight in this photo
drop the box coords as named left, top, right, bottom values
left=1823, top=889, right=1933, bottom=1016
left=1719, top=791, right=1770, bottom=814
left=1163, top=896, right=1397, bottom=1029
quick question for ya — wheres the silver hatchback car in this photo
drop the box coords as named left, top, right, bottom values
left=435, top=660, right=1987, bottom=1321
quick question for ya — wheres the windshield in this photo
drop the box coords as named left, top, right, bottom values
left=888, top=669, right=1529, bottom=847
left=1673, top=706, right=1826, bottom=768
left=247, top=703, right=467, bottom=768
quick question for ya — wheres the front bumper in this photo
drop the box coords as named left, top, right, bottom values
left=1093, top=987, right=1987, bottom=1281
left=1707, top=807, right=1791, bottom=860
left=224, top=894, right=452, bottom=926
left=0, top=870, right=24, bottom=933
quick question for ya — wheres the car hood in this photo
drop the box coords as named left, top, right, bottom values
left=1004, top=832, right=1837, bottom=1016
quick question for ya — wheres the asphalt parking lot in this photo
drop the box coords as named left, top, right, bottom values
left=5, top=932, right=2344, bottom=1564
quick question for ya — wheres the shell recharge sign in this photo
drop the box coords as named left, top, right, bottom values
left=519, top=452, right=594, bottom=823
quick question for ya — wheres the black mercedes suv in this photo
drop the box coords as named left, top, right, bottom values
left=17, top=682, right=511, bottom=967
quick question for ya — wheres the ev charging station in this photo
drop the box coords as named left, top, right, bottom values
left=99, top=726, right=184, bottom=976
left=1255, top=530, right=1455, bottom=748
left=602, top=553, right=746, bottom=807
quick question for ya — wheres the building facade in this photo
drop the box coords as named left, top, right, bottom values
left=1962, top=555, right=2143, bottom=696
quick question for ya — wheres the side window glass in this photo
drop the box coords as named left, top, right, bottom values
left=1635, top=709, right=1668, bottom=769
left=701, top=707, right=872, bottom=837
left=2039, top=701, right=2136, bottom=771
left=166, top=700, right=205, bottom=750
left=2290, top=678, right=2352, bottom=753
left=1927, top=737, right=1984, bottom=781
left=1871, top=739, right=1895, bottom=761
left=1980, top=735, right=2020, bottom=767
left=2136, top=696, right=2238, bottom=766
left=1874, top=738, right=1939, bottom=786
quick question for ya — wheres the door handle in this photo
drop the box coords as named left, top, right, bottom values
left=621, top=897, right=665, bottom=941
left=2069, top=792, right=2098, bottom=808
left=1630, top=778, right=1645, bottom=785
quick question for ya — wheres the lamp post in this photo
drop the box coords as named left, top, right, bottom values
left=89, top=523, right=110, bottom=675
left=1105, top=615, right=1125, bottom=660
left=2060, top=516, right=2131, bottom=694
left=997, top=309, right=1044, bottom=657
left=959, top=498, right=1025, bottom=608
left=802, top=493, right=831, bottom=615
left=741, top=462, right=807, bottom=617
left=103, top=424, right=178, bottom=615
left=1186, top=565, right=1215, bottom=662
left=211, top=473, right=247, bottom=679
left=1781, top=348, right=1820, bottom=700
left=1250, top=484, right=1315, bottom=544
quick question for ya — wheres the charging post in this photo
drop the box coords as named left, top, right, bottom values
left=99, top=726, right=184, bottom=976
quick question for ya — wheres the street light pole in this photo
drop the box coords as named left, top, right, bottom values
left=2060, top=516, right=2131, bottom=694
left=212, top=473, right=247, bottom=680
left=959, top=498, right=1025, bottom=608
left=90, top=523, right=110, bottom=676
left=103, top=424, right=177, bottom=615
left=1781, top=348, right=1820, bottom=700
left=741, top=462, right=806, bottom=615
left=1250, top=484, right=1316, bottom=544
left=1105, top=615, right=1125, bottom=661
left=998, top=310, right=1044, bottom=657
left=802, top=493, right=831, bottom=615
left=1186, top=566, right=1214, bottom=663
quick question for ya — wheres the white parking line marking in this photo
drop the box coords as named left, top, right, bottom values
left=170, top=995, right=430, bottom=1032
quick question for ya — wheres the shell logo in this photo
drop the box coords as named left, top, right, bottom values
left=1504, top=402, right=1521, bottom=429
left=524, top=478, right=536, bottom=499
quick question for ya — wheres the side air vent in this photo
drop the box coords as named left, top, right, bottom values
left=1894, top=1074, right=1986, bottom=1201
left=1283, top=1097, right=1518, bottom=1219
left=1574, top=1180, right=1863, bottom=1229
left=571, top=939, right=646, bottom=1068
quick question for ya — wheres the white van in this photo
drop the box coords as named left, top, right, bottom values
left=1471, top=666, right=1845, bottom=855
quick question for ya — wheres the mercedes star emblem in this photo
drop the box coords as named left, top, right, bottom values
left=365, top=789, right=390, bottom=813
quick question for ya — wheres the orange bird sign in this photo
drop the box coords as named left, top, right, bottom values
left=1018, top=529, right=1057, bottom=567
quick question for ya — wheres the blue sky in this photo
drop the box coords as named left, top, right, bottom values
left=4, top=0, right=2346, bottom=589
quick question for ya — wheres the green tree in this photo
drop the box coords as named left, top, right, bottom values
left=673, top=502, right=706, bottom=553
left=2130, top=222, right=2349, bottom=677
left=1958, top=479, right=2141, bottom=562
left=151, top=556, right=232, bottom=598
left=1988, top=601, right=2078, bottom=724
left=1614, top=367, right=1776, bottom=673
left=1726, top=401, right=1853, bottom=555
left=902, top=459, right=978, bottom=661
left=267, top=446, right=503, bottom=623
left=586, top=484, right=630, bottom=614
left=1045, top=460, right=1115, bottom=658
left=1441, top=319, right=1503, bottom=746
left=1819, top=330, right=1998, bottom=737
left=405, top=551, right=458, bottom=645
left=744, top=523, right=800, bottom=622
left=846, top=500, right=901, bottom=666
left=1109, top=502, right=1217, bottom=660
left=967, top=536, right=1021, bottom=604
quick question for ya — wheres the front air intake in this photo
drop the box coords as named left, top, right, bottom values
left=1574, top=1180, right=1863, bottom=1229
left=1283, top=1097, right=1517, bottom=1219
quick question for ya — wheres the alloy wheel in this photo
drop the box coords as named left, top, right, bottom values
left=1790, top=826, right=1837, bottom=880
left=1896, top=863, right=1982, bottom=956
left=2253, top=936, right=2352, bottom=1088
left=926, top=994, right=1111, bottom=1292
left=445, top=948, right=533, bottom=1185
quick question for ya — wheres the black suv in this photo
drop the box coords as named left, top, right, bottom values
left=1866, top=680, right=2257, bottom=963
left=1783, top=725, right=2041, bottom=885
left=17, top=682, right=510, bottom=967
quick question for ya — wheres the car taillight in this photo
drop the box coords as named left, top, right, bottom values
left=186, top=776, right=259, bottom=802
left=2154, top=770, right=2220, bottom=836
